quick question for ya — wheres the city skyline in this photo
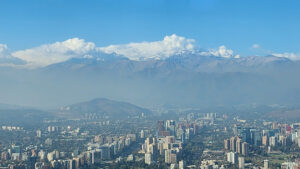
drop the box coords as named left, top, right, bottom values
left=1, top=1, right=300, bottom=168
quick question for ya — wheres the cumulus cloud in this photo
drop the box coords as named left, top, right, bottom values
left=272, top=53, right=300, bottom=60
left=12, top=38, right=96, bottom=67
left=252, top=44, right=260, bottom=49
left=200, top=45, right=240, bottom=59
left=99, top=34, right=195, bottom=61
left=1, top=35, right=242, bottom=67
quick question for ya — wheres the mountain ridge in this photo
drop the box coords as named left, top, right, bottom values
left=0, top=53, right=300, bottom=108
left=56, top=98, right=151, bottom=119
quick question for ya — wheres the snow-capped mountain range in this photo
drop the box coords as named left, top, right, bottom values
left=1, top=34, right=298, bottom=68
left=0, top=35, right=300, bottom=109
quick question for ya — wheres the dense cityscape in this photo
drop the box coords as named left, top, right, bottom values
left=1, top=110, right=300, bottom=169
left=1, top=0, right=300, bottom=169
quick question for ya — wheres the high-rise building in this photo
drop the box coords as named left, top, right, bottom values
left=272, top=122, right=278, bottom=129
left=47, top=152, right=54, bottom=162
left=185, top=128, right=190, bottom=140
left=241, top=142, right=248, bottom=156
left=170, top=153, right=177, bottom=164
left=224, top=139, right=230, bottom=150
left=158, top=121, right=165, bottom=132
left=100, top=146, right=109, bottom=160
left=262, top=135, right=269, bottom=146
left=140, top=130, right=145, bottom=139
left=234, top=124, right=242, bottom=136
left=165, top=149, right=172, bottom=164
left=236, top=137, right=242, bottom=154
left=193, top=124, right=198, bottom=135
left=93, top=151, right=101, bottom=164
left=279, top=136, right=287, bottom=146
left=145, top=153, right=152, bottom=165
left=230, top=137, right=237, bottom=152
left=73, top=157, right=80, bottom=169
left=179, top=160, right=186, bottom=169
left=36, top=130, right=42, bottom=138
left=166, top=120, right=176, bottom=136
left=158, top=142, right=164, bottom=155
left=165, top=149, right=177, bottom=164
left=269, top=136, right=277, bottom=147
left=264, top=160, right=269, bottom=169
left=145, top=137, right=152, bottom=153
left=241, top=128, right=251, bottom=143
left=238, top=157, right=245, bottom=169
left=227, top=152, right=238, bottom=164
left=251, top=130, right=262, bottom=146
left=152, top=137, right=156, bottom=145
left=67, top=159, right=75, bottom=169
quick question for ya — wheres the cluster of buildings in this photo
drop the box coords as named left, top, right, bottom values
left=141, top=119, right=203, bottom=168
left=231, top=122, right=300, bottom=149
left=224, top=136, right=249, bottom=156
left=197, top=160, right=226, bottom=169
left=1, top=126, right=23, bottom=131
left=223, top=121, right=300, bottom=168
left=46, top=133, right=136, bottom=169
left=142, top=135, right=183, bottom=166
left=3, top=110, right=300, bottom=169
left=0, top=120, right=141, bottom=169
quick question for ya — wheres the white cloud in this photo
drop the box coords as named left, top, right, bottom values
left=0, top=43, right=28, bottom=67
left=12, top=38, right=96, bottom=67
left=252, top=44, right=260, bottom=49
left=200, top=45, right=240, bottom=58
left=0, top=43, right=10, bottom=58
left=99, top=34, right=195, bottom=61
left=272, top=53, right=300, bottom=60
left=1, top=35, right=242, bottom=67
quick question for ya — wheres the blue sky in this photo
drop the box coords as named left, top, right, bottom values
left=0, top=0, right=299, bottom=56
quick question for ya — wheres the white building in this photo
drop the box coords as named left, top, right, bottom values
left=47, top=152, right=54, bottom=162
left=145, top=153, right=152, bottom=165
left=238, top=157, right=245, bottom=169
left=179, top=160, right=186, bottom=169
left=36, top=130, right=42, bottom=137
left=264, top=160, right=269, bottom=169
left=269, top=136, right=277, bottom=147
left=140, top=130, right=145, bottom=138
left=227, top=152, right=237, bottom=164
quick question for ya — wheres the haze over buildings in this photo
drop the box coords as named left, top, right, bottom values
left=1, top=1, right=300, bottom=169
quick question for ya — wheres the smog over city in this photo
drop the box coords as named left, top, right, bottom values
left=0, top=1, right=300, bottom=169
